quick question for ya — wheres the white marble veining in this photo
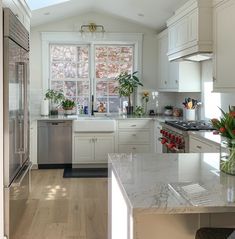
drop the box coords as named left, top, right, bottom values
left=109, top=153, right=235, bottom=214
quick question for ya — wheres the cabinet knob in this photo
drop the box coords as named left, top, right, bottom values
left=175, top=80, right=178, bottom=84
left=164, top=81, right=167, bottom=85
left=213, top=77, right=216, bottom=82
left=196, top=145, right=202, bottom=149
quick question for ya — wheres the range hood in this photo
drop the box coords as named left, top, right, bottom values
left=167, top=0, right=213, bottom=62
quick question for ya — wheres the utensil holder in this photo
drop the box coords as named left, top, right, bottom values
left=185, top=109, right=196, bottom=121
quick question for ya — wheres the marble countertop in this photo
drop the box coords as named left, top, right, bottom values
left=109, top=153, right=235, bottom=214
left=189, top=131, right=224, bottom=146
left=32, top=114, right=182, bottom=122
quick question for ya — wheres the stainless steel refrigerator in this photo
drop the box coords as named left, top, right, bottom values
left=3, top=8, right=31, bottom=239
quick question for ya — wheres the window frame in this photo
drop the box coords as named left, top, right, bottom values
left=42, top=32, right=143, bottom=112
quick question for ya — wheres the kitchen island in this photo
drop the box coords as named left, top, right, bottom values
left=108, top=153, right=235, bottom=239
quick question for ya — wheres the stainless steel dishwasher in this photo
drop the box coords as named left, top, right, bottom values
left=38, top=120, right=72, bottom=169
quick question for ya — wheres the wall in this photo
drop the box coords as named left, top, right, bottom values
left=0, top=1, right=4, bottom=238
left=30, top=11, right=158, bottom=116
left=201, top=60, right=235, bottom=120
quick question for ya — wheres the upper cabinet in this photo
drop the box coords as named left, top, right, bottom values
left=3, top=0, right=31, bottom=31
left=157, top=29, right=201, bottom=92
left=213, top=0, right=235, bottom=92
left=167, top=0, right=213, bottom=61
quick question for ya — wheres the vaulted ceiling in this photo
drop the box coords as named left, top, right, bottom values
left=27, top=0, right=189, bottom=30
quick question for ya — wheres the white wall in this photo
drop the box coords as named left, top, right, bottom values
left=30, top=11, right=158, bottom=116
left=0, top=1, right=4, bottom=238
left=201, top=60, right=235, bottom=120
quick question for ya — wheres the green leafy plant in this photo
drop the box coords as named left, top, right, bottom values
left=211, top=106, right=235, bottom=139
left=115, top=71, right=143, bottom=108
left=45, top=89, right=64, bottom=104
left=164, top=105, right=173, bottom=110
left=134, top=106, right=144, bottom=116
left=61, top=99, right=76, bottom=110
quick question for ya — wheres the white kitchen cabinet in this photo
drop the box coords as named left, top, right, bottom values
left=213, top=0, right=235, bottom=92
left=157, top=29, right=201, bottom=92
left=189, top=135, right=220, bottom=153
left=117, top=119, right=154, bottom=153
left=3, top=0, right=31, bottom=31
left=73, top=134, right=115, bottom=164
left=167, top=0, right=213, bottom=61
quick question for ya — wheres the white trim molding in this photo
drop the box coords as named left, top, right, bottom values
left=41, top=32, right=143, bottom=93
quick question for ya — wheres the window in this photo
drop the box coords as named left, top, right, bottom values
left=49, top=43, right=134, bottom=113
left=50, top=44, right=90, bottom=108
left=95, top=45, right=133, bottom=113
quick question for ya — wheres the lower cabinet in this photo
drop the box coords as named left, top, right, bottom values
left=73, top=134, right=115, bottom=164
left=117, top=119, right=154, bottom=153
left=189, top=136, right=220, bottom=153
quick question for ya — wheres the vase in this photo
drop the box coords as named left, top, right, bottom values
left=50, top=101, right=58, bottom=115
left=220, top=139, right=235, bottom=175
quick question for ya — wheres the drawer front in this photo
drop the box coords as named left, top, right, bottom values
left=189, top=138, right=215, bottom=153
left=118, top=120, right=150, bottom=129
left=118, top=131, right=150, bottom=144
left=118, top=144, right=150, bottom=153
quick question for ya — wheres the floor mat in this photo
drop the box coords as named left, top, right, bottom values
left=63, top=167, right=108, bottom=178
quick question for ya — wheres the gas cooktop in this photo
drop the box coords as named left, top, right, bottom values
left=165, top=120, right=215, bottom=131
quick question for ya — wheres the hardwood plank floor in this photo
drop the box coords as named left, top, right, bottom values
left=13, top=169, right=108, bottom=239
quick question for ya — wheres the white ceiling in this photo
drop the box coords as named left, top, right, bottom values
left=28, top=0, right=189, bottom=30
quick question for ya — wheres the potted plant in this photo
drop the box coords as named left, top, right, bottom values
left=164, top=105, right=173, bottom=116
left=61, top=99, right=76, bottom=115
left=45, top=89, right=64, bottom=115
left=115, top=71, right=143, bottom=115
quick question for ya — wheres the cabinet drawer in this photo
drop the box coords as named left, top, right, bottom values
left=118, top=131, right=150, bottom=144
left=189, top=137, right=215, bottom=153
left=118, top=144, right=150, bottom=153
left=118, top=120, right=150, bottom=129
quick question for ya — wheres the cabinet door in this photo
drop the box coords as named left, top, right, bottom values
left=213, top=0, right=235, bottom=91
left=189, top=137, right=216, bottom=153
left=94, top=136, right=114, bottom=162
left=73, top=136, right=94, bottom=163
left=157, top=30, right=169, bottom=89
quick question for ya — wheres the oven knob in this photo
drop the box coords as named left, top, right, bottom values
left=171, top=134, right=175, bottom=140
left=168, top=133, right=172, bottom=138
left=162, top=130, right=165, bottom=136
left=168, top=143, right=176, bottom=149
left=161, top=138, right=167, bottom=144
left=175, top=136, right=179, bottom=143
left=160, top=130, right=163, bottom=134
left=178, top=138, right=183, bottom=144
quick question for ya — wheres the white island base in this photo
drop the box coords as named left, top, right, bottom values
left=108, top=153, right=235, bottom=239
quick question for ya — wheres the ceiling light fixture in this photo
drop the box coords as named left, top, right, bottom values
left=80, top=23, right=105, bottom=39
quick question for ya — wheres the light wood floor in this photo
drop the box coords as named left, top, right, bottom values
left=14, top=169, right=108, bottom=239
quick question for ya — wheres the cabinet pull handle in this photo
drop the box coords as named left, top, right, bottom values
left=213, top=77, right=216, bottom=82
left=132, top=134, right=137, bottom=137
left=164, top=81, right=167, bottom=85
left=132, top=147, right=136, bottom=150
left=131, top=125, right=137, bottom=127
left=196, top=145, right=202, bottom=149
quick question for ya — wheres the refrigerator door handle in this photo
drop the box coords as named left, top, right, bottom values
left=11, top=162, right=32, bottom=187
left=22, top=62, right=28, bottom=157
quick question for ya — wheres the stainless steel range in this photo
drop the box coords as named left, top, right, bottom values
left=160, top=121, right=215, bottom=153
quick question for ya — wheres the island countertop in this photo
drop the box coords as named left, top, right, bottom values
left=109, top=153, right=235, bottom=214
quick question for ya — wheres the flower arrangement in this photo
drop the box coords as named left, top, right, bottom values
left=211, top=106, right=235, bottom=175
left=142, top=91, right=149, bottom=103
left=211, top=106, right=235, bottom=139
left=142, top=91, right=149, bottom=115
